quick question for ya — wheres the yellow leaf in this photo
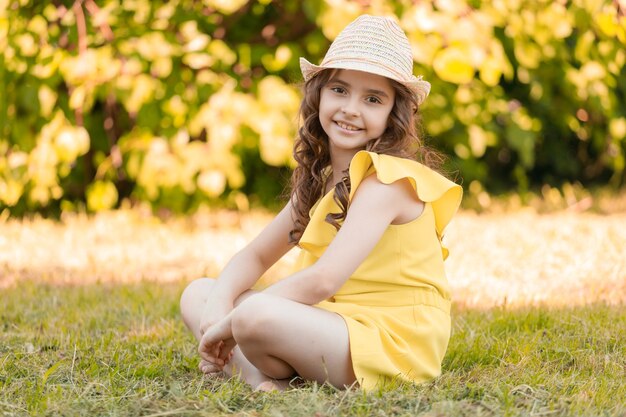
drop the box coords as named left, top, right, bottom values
left=136, top=32, right=176, bottom=61
left=548, top=4, right=572, bottom=39
left=15, top=33, right=37, bottom=57
left=184, top=33, right=211, bottom=53
left=59, top=49, right=99, bottom=86
left=401, top=3, right=437, bottom=33
left=0, top=178, right=24, bottom=206
left=180, top=20, right=201, bottom=41
left=257, top=76, right=300, bottom=111
left=87, top=181, right=118, bottom=211
left=433, top=47, right=475, bottom=84
left=205, top=0, right=248, bottom=14
left=261, top=45, right=292, bottom=72
left=581, top=61, right=606, bottom=80
left=42, top=4, right=58, bottom=21
left=54, top=126, right=90, bottom=162
left=468, top=125, right=496, bottom=158
left=197, top=170, right=226, bottom=197
left=124, top=74, right=158, bottom=114
left=454, top=143, right=470, bottom=159
left=208, top=123, right=239, bottom=152
left=91, top=2, right=117, bottom=28
left=38, top=110, right=66, bottom=143
left=129, top=0, right=150, bottom=25
left=209, top=40, right=237, bottom=66
left=163, top=96, right=188, bottom=127
left=152, top=57, right=172, bottom=78
left=596, top=11, right=618, bottom=37
left=38, top=85, right=57, bottom=118
left=318, top=1, right=362, bottom=40
left=182, top=52, right=215, bottom=69
left=196, top=69, right=219, bottom=86
left=609, top=118, right=626, bottom=140
left=407, top=31, right=442, bottom=65
left=32, top=48, right=64, bottom=79
left=260, top=133, right=292, bottom=166
left=94, top=46, right=121, bottom=83
left=172, top=128, right=191, bottom=149
left=479, top=55, right=502, bottom=87
left=514, top=41, right=541, bottom=69
left=69, top=85, right=87, bottom=110
left=27, top=15, right=48, bottom=39
left=8, top=151, right=28, bottom=169
left=155, top=2, right=175, bottom=20
left=30, top=185, right=51, bottom=205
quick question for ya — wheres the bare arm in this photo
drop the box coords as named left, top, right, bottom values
left=197, top=200, right=297, bottom=362
left=263, top=176, right=423, bottom=304
left=209, top=201, right=296, bottom=303
left=198, top=201, right=295, bottom=336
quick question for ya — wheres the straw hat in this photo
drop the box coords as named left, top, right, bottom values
left=300, top=14, right=431, bottom=105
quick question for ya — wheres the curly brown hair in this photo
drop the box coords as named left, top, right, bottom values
left=288, top=69, right=443, bottom=244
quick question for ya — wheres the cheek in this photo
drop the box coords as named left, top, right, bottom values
left=373, top=108, right=393, bottom=131
left=318, top=94, right=334, bottom=122
left=384, top=104, right=395, bottom=125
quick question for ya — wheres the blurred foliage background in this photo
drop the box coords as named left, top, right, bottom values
left=0, top=0, right=625, bottom=215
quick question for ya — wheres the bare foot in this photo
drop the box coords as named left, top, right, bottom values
left=198, top=359, right=223, bottom=375
left=254, top=379, right=291, bottom=392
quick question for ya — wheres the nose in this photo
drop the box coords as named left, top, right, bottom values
left=341, top=98, right=360, bottom=117
left=341, top=107, right=360, bottom=117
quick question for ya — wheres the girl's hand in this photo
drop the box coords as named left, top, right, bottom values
left=198, top=295, right=233, bottom=338
left=198, top=313, right=236, bottom=367
left=198, top=358, right=223, bottom=375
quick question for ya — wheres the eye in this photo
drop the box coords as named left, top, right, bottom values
left=330, top=86, right=346, bottom=94
left=366, top=96, right=382, bottom=104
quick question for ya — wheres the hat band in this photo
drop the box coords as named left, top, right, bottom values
left=321, top=56, right=414, bottom=84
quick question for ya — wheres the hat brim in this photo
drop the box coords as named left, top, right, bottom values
left=299, top=57, right=431, bottom=105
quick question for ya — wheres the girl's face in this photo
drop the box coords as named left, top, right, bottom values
left=319, top=69, right=395, bottom=157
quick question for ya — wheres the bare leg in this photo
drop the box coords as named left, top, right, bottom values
left=231, top=293, right=357, bottom=388
left=180, top=278, right=291, bottom=389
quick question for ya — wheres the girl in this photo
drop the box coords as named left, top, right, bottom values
left=180, top=15, right=462, bottom=391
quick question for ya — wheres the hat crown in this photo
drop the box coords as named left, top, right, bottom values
left=299, top=14, right=431, bottom=105
left=321, top=15, right=414, bottom=82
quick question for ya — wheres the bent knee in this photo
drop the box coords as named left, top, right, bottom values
left=231, top=295, right=279, bottom=342
left=179, top=277, right=215, bottom=318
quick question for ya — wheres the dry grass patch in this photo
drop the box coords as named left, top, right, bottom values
left=446, top=210, right=626, bottom=308
left=1, top=207, right=625, bottom=308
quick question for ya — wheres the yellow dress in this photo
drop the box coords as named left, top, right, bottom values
left=295, top=150, right=463, bottom=390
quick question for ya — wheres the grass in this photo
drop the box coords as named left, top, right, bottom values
left=1, top=207, right=625, bottom=416
left=2, top=280, right=625, bottom=416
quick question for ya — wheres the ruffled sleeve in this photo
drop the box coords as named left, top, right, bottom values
left=299, top=150, right=462, bottom=258
left=348, top=151, right=462, bottom=240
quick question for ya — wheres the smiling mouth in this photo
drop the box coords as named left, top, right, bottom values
left=335, top=121, right=362, bottom=131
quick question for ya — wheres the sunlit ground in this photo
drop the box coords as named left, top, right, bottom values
left=1, top=203, right=625, bottom=308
